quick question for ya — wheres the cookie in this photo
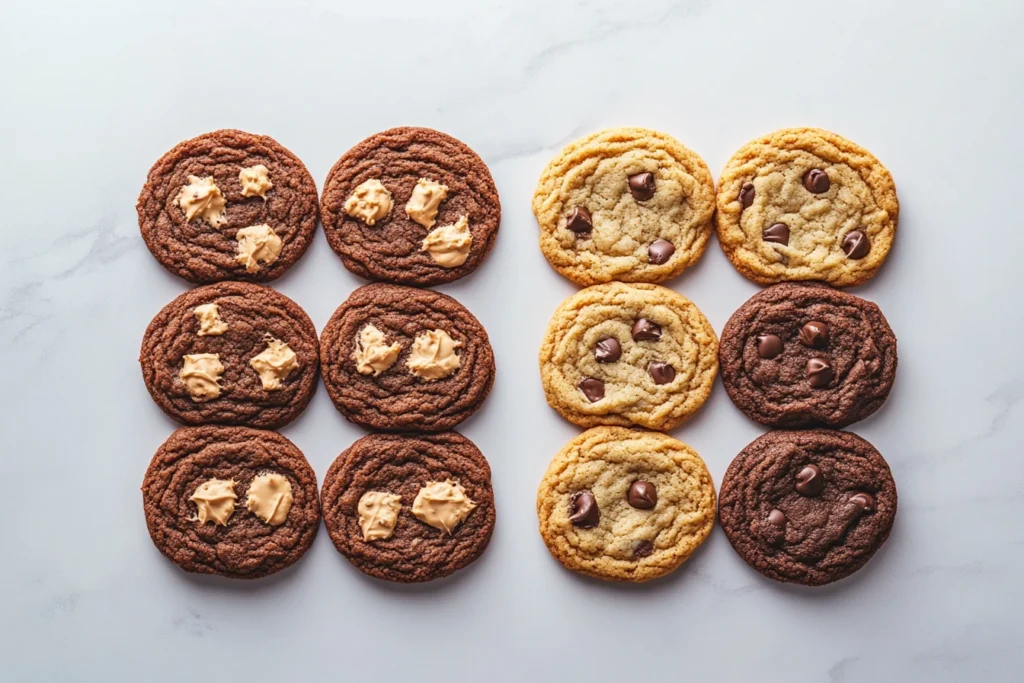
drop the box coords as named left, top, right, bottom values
left=140, top=282, right=319, bottom=429
left=719, top=283, right=897, bottom=428
left=532, top=127, right=715, bottom=286
left=539, top=282, right=717, bottom=430
left=320, top=127, right=501, bottom=286
left=716, top=127, right=899, bottom=287
left=537, top=427, right=715, bottom=582
left=319, top=283, right=495, bottom=432
left=718, top=429, right=897, bottom=586
left=321, top=432, right=495, bottom=583
left=141, top=426, right=320, bottom=579
left=138, top=129, right=318, bottom=283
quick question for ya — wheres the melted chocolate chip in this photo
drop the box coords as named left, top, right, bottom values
left=803, top=168, right=830, bottom=193
left=739, top=182, right=755, bottom=208
left=806, top=358, right=834, bottom=388
left=569, top=490, right=600, bottom=527
left=850, top=492, right=876, bottom=513
left=594, top=337, right=622, bottom=363
left=756, top=333, right=783, bottom=359
left=633, top=540, right=654, bottom=558
left=627, top=172, right=656, bottom=201
left=627, top=481, right=658, bottom=509
left=648, top=239, right=675, bottom=265
left=566, top=206, right=593, bottom=234
left=631, top=319, right=661, bottom=341
left=763, top=222, right=790, bottom=245
left=799, top=321, right=829, bottom=348
left=648, top=362, right=675, bottom=385
left=842, top=230, right=870, bottom=259
left=768, top=508, right=787, bottom=528
left=578, top=378, right=605, bottom=402
left=795, top=464, right=825, bottom=496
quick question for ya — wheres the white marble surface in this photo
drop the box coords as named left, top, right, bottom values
left=2, top=0, right=1023, bottom=680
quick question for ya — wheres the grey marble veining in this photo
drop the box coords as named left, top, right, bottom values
left=1, top=0, right=1023, bottom=681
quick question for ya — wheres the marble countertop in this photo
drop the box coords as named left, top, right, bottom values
left=2, top=1, right=1022, bottom=681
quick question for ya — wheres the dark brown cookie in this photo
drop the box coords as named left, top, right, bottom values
left=138, top=129, right=318, bottom=283
left=321, top=127, right=500, bottom=286
left=140, top=281, right=318, bottom=429
left=319, top=283, right=495, bottom=432
left=719, top=283, right=897, bottom=428
left=142, top=426, right=320, bottom=579
left=321, top=432, right=495, bottom=583
left=719, top=429, right=897, bottom=586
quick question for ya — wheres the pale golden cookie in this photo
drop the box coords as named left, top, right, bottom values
left=533, top=127, right=715, bottom=285
left=716, top=127, right=898, bottom=287
left=539, top=282, right=717, bottom=430
left=537, top=427, right=716, bottom=582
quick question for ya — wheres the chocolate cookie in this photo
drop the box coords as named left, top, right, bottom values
left=319, top=283, right=494, bottom=432
left=138, top=129, right=318, bottom=283
left=532, top=127, right=715, bottom=286
left=537, top=427, right=716, bottom=582
left=321, top=127, right=500, bottom=286
left=321, top=432, right=495, bottom=583
left=716, top=127, right=898, bottom=287
left=140, top=282, right=319, bottom=429
left=539, top=282, right=718, bottom=430
left=142, top=426, right=320, bottom=579
left=718, top=429, right=897, bottom=586
left=719, top=283, right=897, bottom=428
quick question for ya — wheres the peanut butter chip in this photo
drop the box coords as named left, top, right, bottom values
left=190, top=479, right=237, bottom=526
left=407, top=329, right=461, bottom=380
left=245, top=473, right=293, bottom=526
left=357, top=491, right=402, bottom=541
left=249, top=337, right=299, bottom=390
left=422, top=215, right=472, bottom=268
left=344, top=179, right=393, bottom=226
left=352, top=324, right=402, bottom=376
left=193, top=303, right=228, bottom=336
left=175, top=175, right=227, bottom=226
left=235, top=224, right=282, bottom=273
left=239, top=164, right=273, bottom=199
left=412, top=480, right=476, bottom=534
left=180, top=353, right=224, bottom=402
left=405, top=178, right=449, bottom=229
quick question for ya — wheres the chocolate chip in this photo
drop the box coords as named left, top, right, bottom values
left=767, top=508, right=787, bottom=528
left=648, top=362, right=675, bottom=385
left=795, top=464, right=825, bottom=496
left=627, top=172, right=656, bottom=201
left=594, top=337, right=621, bottom=363
left=803, top=168, right=830, bottom=193
left=756, top=333, right=783, bottom=359
left=566, top=206, right=593, bottom=234
left=850, top=492, right=876, bottom=513
left=762, top=222, right=790, bottom=246
left=842, top=230, right=870, bottom=259
left=578, top=378, right=605, bottom=402
left=631, top=319, right=661, bottom=341
left=806, top=358, right=834, bottom=388
left=633, top=540, right=654, bottom=558
left=798, top=321, right=829, bottom=348
left=627, top=481, right=658, bottom=509
left=648, top=239, right=675, bottom=265
left=739, top=182, right=755, bottom=208
left=569, top=490, right=600, bottom=527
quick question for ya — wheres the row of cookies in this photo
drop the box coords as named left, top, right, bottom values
left=138, top=127, right=500, bottom=287
left=142, top=427, right=495, bottom=582
left=532, top=126, right=898, bottom=288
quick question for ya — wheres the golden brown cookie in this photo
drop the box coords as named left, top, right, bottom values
left=716, top=127, right=898, bottom=287
left=533, top=127, right=715, bottom=285
left=539, top=282, right=717, bottom=430
left=537, top=427, right=716, bottom=582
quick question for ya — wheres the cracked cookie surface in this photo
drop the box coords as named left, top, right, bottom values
left=718, top=429, right=897, bottom=586
left=537, top=427, right=715, bottom=582
left=716, top=127, right=898, bottom=286
left=539, top=282, right=717, bottom=430
left=141, top=426, right=320, bottom=579
left=138, top=129, right=318, bottom=283
left=321, top=432, right=495, bottom=583
left=533, top=127, right=715, bottom=285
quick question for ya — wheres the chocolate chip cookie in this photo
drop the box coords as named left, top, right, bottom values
left=321, top=127, right=501, bottom=286
left=532, top=127, right=715, bottom=286
left=142, top=426, right=320, bottom=579
left=539, top=282, right=717, bottom=430
left=716, top=127, right=899, bottom=287
left=138, top=129, right=319, bottom=283
left=537, top=427, right=715, bottom=582
left=719, top=283, right=897, bottom=428
left=319, top=283, right=495, bottom=432
left=719, top=429, right=897, bottom=586
left=321, top=432, right=495, bottom=583
left=140, top=281, right=319, bottom=429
